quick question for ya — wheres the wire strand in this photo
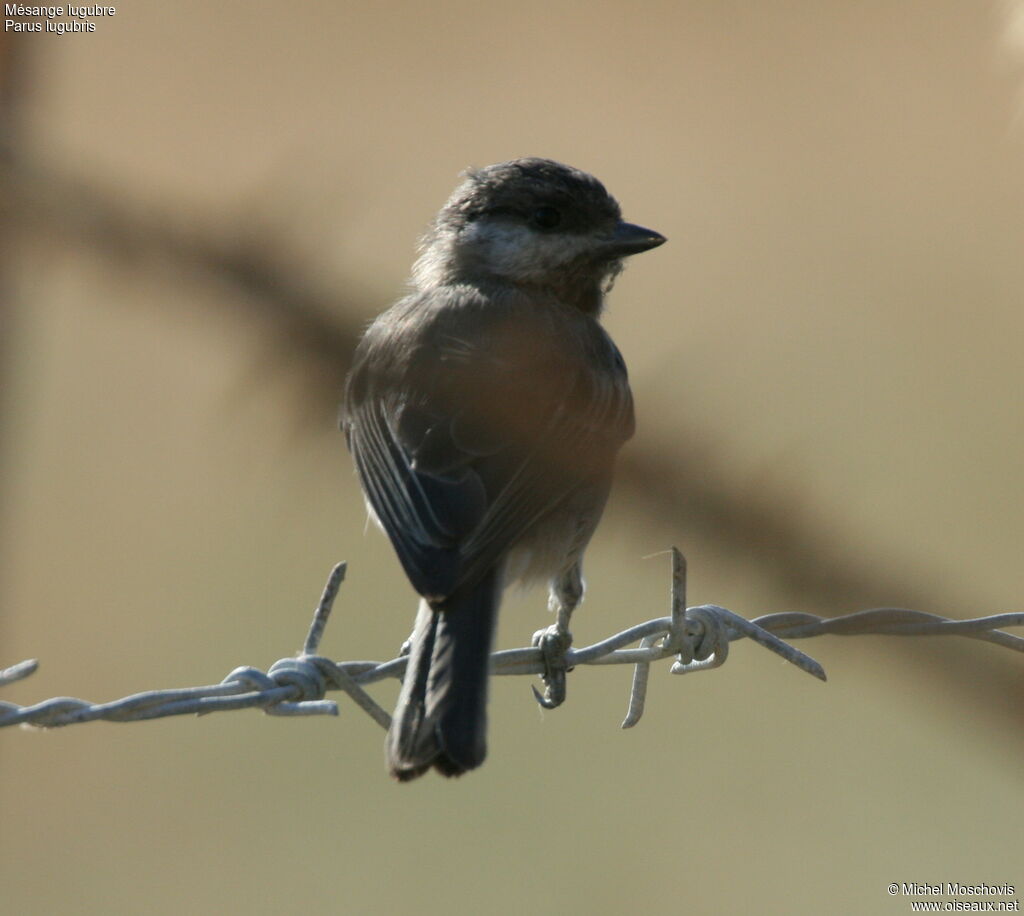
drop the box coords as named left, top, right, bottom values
left=2, top=551, right=1021, bottom=732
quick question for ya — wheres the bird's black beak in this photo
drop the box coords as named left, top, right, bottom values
left=603, top=221, right=667, bottom=258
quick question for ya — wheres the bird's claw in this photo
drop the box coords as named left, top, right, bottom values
left=531, top=625, right=573, bottom=709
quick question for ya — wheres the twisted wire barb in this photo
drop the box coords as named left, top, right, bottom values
left=2, top=552, right=1022, bottom=732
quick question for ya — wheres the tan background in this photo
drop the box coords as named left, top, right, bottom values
left=2, top=2, right=1023, bottom=914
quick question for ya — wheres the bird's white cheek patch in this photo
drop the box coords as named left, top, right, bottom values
left=463, top=223, right=589, bottom=283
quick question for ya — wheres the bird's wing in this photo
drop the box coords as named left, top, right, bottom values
left=344, top=294, right=633, bottom=602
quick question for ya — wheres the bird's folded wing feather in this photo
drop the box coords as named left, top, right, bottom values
left=344, top=298, right=633, bottom=601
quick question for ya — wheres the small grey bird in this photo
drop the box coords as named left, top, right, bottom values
left=342, top=158, right=664, bottom=780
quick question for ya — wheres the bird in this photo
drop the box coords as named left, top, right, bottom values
left=342, top=158, right=665, bottom=780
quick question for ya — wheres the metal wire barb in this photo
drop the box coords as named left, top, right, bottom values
left=2, top=551, right=1023, bottom=733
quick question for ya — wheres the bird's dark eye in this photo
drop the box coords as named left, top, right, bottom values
left=531, top=206, right=562, bottom=230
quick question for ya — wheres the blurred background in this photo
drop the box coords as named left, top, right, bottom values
left=2, top=1, right=1022, bottom=913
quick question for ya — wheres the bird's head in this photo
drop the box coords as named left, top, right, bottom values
left=413, top=158, right=665, bottom=313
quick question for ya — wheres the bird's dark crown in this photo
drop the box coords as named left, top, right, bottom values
left=440, top=158, right=622, bottom=235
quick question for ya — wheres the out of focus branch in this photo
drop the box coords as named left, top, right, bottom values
left=0, top=149, right=361, bottom=388
left=0, top=148, right=955, bottom=616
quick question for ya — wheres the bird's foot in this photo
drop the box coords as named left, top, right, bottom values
left=531, top=624, right=573, bottom=709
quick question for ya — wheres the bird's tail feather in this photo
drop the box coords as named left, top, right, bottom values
left=386, top=573, right=499, bottom=781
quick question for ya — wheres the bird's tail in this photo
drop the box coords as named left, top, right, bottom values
left=386, top=572, right=500, bottom=781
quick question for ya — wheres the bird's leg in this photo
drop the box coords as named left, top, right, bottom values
left=532, top=565, right=582, bottom=709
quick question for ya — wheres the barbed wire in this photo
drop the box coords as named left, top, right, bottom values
left=2, top=550, right=1023, bottom=734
